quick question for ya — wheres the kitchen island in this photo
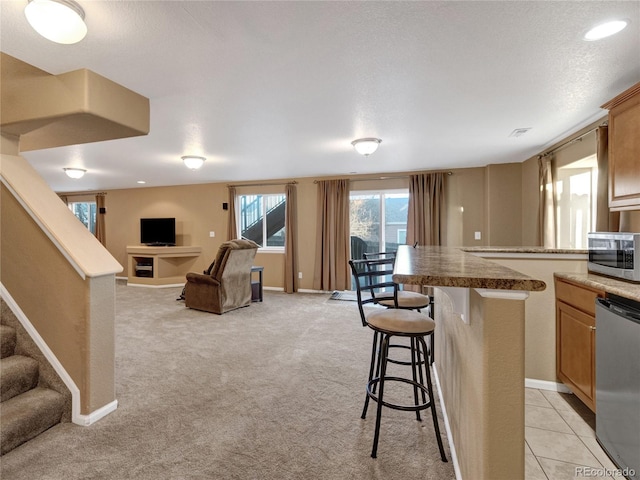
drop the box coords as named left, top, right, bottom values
left=393, top=245, right=545, bottom=480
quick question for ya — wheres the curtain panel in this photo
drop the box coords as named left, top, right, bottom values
left=313, top=179, right=350, bottom=291
left=407, top=172, right=445, bottom=246
left=227, top=186, right=237, bottom=241
left=538, top=156, right=557, bottom=248
left=284, top=183, right=298, bottom=293
left=95, top=194, right=106, bottom=246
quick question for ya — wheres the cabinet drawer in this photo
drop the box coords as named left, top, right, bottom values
left=555, top=279, right=604, bottom=316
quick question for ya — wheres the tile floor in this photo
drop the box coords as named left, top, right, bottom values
left=525, top=388, right=622, bottom=480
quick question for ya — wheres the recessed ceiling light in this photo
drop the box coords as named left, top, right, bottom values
left=63, top=167, right=86, bottom=179
left=137, top=180, right=146, bottom=184
left=584, top=20, right=628, bottom=41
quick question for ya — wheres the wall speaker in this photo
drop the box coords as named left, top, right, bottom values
left=222, top=202, right=228, bottom=210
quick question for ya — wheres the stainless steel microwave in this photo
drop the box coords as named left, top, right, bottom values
left=587, top=232, right=640, bottom=282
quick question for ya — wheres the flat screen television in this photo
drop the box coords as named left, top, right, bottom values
left=140, top=218, right=176, bottom=246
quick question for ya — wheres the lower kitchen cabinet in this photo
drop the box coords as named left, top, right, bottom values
left=555, top=277, right=605, bottom=412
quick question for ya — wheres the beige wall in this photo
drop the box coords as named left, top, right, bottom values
left=101, top=168, right=506, bottom=289
left=486, top=163, right=523, bottom=246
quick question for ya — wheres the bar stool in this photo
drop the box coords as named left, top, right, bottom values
left=349, top=259, right=448, bottom=461
left=361, top=254, right=436, bottom=364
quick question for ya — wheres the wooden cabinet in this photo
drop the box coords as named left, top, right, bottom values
left=601, top=82, right=640, bottom=211
left=555, top=277, right=605, bottom=412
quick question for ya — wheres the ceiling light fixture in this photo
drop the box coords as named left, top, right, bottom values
left=64, top=167, right=86, bottom=179
left=182, top=155, right=206, bottom=170
left=351, top=138, right=382, bottom=156
left=24, top=0, right=87, bottom=44
left=584, top=19, right=628, bottom=41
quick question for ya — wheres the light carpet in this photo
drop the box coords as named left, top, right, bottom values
left=0, top=284, right=455, bottom=480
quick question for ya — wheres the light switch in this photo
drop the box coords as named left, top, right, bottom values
left=474, top=231, right=481, bottom=240
left=209, top=231, right=215, bottom=237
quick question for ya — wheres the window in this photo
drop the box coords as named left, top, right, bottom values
left=68, top=202, right=97, bottom=234
left=238, top=194, right=286, bottom=249
left=555, top=155, right=597, bottom=249
left=349, top=190, right=409, bottom=255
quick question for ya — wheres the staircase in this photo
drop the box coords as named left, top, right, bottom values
left=0, top=301, right=70, bottom=455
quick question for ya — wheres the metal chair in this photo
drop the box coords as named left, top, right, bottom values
left=349, top=259, right=447, bottom=461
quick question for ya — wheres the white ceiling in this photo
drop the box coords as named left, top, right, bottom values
left=1, top=1, right=639, bottom=193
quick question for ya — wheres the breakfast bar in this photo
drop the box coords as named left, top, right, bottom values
left=393, top=245, right=546, bottom=480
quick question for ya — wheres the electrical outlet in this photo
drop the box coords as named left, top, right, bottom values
left=298, top=272, right=303, bottom=279
left=474, top=231, right=481, bottom=240
left=209, top=231, right=215, bottom=237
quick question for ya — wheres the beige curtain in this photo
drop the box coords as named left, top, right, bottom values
left=538, top=156, right=557, bottom=247
left=227, top=186, right=237, bottom=241
left=595, top=126, right=621, bottom=232
left=95, top=194, right=106, bottom=246
left=406, top=172, right=445, bottom=246
left=313, top=179, right=350, bottom=291
left=284, top=183, right=298, bottom=293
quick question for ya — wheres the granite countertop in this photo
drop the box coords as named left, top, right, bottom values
left=462, top=247, right=588, bottom=255
left=554, top=272, right=640, bottom=302
left=393, top=245, right=546, bottom=291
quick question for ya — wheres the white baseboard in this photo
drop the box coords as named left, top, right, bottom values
left=263, top=286, right=284, bottom=292
left=525, top=378, right=571, bottom=393
left=1, top=283, right=118, bottom=426
left=73, top=400, right=119, bottom=426
left=432, top=364, right=463, bottom=480
left=297, top=288, right=328, bottom=293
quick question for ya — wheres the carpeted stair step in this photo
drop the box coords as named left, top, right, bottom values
left=0, top=387, right=65, bottom=455
left=0, top=325, right=17, bottom=358
left=1, top=355, right=39, bottom=402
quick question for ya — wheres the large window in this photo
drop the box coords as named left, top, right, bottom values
left=349, top=190, right=409, bottom=256
left=238, top=194, right=286, bottom=249
left=68, top=202, right=97, bottom=234
left=555, top=154, right=597, bottom=249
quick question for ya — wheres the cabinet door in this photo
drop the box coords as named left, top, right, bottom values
left=556, top=301, right=596, bottom=411
left=605, top=82, right=640, bottom=210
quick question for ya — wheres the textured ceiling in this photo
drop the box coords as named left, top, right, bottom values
left=1, top=1, right=639, bottom=192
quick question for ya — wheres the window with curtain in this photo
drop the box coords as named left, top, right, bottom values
left=68, top=202, right=97, bottom=234
left=238, top=194, right=286, bottom=249
left=555, top=154, right=598, bottom=248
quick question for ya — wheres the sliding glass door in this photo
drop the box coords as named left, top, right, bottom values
left=349, top=190, right=409, bottom=258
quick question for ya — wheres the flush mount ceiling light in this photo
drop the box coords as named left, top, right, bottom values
left=24, top=0, right=87, bottom=44
left=182, top=155, right=206, bottom=170
left=584, top=19, right=628, bottom=41
left=64, top=167, right=86, bottom=179
left=351, top=138, right=382, bottom=156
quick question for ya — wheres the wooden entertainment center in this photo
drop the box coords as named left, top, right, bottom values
left=127, top=245, right=202, bottom=286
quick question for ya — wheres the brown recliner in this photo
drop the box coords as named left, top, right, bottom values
left=185, top=239, right=259, bottom=314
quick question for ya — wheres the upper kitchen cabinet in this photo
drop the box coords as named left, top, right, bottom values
left=602, top=82, right=640, bottom=211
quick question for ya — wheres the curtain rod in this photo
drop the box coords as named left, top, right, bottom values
left=227, top=181, right=298, bottom=188
left=59, top=192, right=107, bottom=197
left=541, top=123, right=607, bottom=158
left=313, top=171, right=453, bottom=184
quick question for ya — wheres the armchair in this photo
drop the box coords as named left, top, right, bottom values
left=184, top=239, right=259, bottom=314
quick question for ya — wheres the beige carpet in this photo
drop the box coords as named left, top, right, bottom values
left=0, top=284, right=455, bottom=480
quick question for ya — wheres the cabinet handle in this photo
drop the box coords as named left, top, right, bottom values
left=590, top=326, right=596, bottom=331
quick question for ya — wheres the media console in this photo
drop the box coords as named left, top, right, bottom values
left=126, top=245, right=202, bottom=287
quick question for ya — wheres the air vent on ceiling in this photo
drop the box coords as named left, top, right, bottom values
left=509, top=128, right=531, bottom=138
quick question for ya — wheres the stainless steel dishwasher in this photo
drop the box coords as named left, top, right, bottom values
left=595, top=294, right=640, bottom=480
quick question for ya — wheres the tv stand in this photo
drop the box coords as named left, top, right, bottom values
left=127, top=246, right=202, bottom=287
